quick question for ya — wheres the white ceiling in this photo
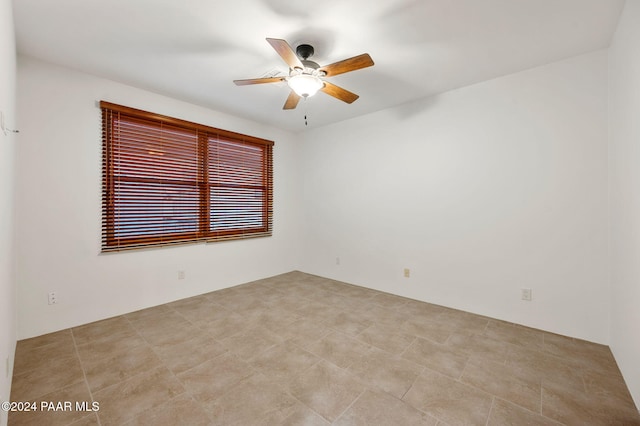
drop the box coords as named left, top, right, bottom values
left=13, top=0, right=625, bottom=133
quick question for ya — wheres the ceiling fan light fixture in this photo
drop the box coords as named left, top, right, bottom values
left=288, top=74, right=324, bottom=98
left=234, top=38, right=374, bottom=109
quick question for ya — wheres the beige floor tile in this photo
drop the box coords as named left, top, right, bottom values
left=543, top=333, right=621, bottom=376
left=72, top=316, right=134, bottom=346
left=13, top=339, right=77, bottom=375
left=289, top=360, right=366, bottom=422
left=438, top=310, right=489, bottom=335
left=250, top=341, right=320, bottom=386
left=460, top=357, right=541, bottom=412
left=335, top=389, right=437, bottom=426
left=311, top=290, right=346, bottom=304
left=244, top=309, right=301, bottom=333
left=445, top=332, right=510, bottom=364
left=339, top=297, right=375, bottom=313
left=75, top=330, right=146, bottom=364
left=266, top=294, right=310, bottom=313
left=10, top=355, right=85, bottom=401
left=135, top=318, right=203, bottom=348
left=124, top=304, right=174, bottom=323
left=403, top=369, right=493, bottom=426
left=583, top=369, right=638, bottom=411
left=348, top=348, right=424, bottom=398
left=483, top=320, right=545, bottom=351
left=8, top=381, right=94, bottom=426
left=306, top=331, right=372, bottom=369
left=356, top=323, right=416, bottom=355
left=352, top=304, right=408, bottom=328
left=274, top=317, right=332, bottom=348
left=322, top=311, right=372, bottom=336
left=543, top=333, right=611, bottom=360
left=127, top=309, right=187, bottom=331
left=82, top=343, right=163, bottom=392
left=219, top=325, right=283, bottom=360
left=176, top=352, right=252, bottom=402
left=280, top=403, right=330, bottom=426
left=122, top=394, right=212, bottom=426
left=395, top=299, right=446, bottom=318
left=199, top=313, right=253, bottom=340
left=400, top=318, right=454, bottom=344
left=293, top=300, right=344, bottom=323
left=167, top=294, right=211, bottom=310
left=168, top=295, right=231, bottom=325
left=488, top=398, right=562, bottom=426
left=154, top=332, right=227, bottom=375
left=204, top=373, right=299, bottom=425
left=269, top=284, right=313, bottom=301
left=229, top=299, right=273, bottom=318
left=505, top=345, right=585, bottom=393
left=336, top=284, right=378, bottom=300
left=370, top=292, right=410, bottom=309
left=542, top=381, right=640, bottom=426
left=67, top=413, right=100, bottom=426
left=402, top=337, right=469, bottom=379
left=207, top=292, right=262, bottom=312
left=93, top=366, right=185, bottom=426
left=14, top=330, right=73, bottom=353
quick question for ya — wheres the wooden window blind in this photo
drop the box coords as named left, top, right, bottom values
left=101, top=101, right=273, bottom=252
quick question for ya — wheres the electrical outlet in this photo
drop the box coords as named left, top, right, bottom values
left=178, top=270, right=185, bottom=280
left=404, top=268, right=410, bottom=278
left=336, top=257, right=340, bottom=265
left=521, top=288, right=532, bottom=301
left=48, top=291, right=57, bottom=305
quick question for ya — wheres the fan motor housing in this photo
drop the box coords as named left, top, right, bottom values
left=296, top=44, right=315, bottom=60
left=301, top=59, right=320, bottom=70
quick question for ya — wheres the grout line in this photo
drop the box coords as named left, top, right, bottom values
left=331, top=387, right=367, bottom=424
left=122, top=313, right=222, bottom=424
left=457, top=353, right=472, bottom=381
left=540, top=379, right=544, bottom=414
left=495, top=395, right=566, bottom=425
left=484, top=396, right=495, bottom=426
left=400, top=365, right=424, bottom=400
left=70, top=329, right=102, bottom=426
left=397, top=336, right=417, bottom=358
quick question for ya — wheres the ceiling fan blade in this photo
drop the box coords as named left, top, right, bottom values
left=321, top=81, right=359, bottom=104
left=283, top=91, right=302, bottom=110
left=233, top=77, right=284, bottom=86
left=319, top=53, right=374, bottom=77
left=266, top=38, right=304, bottom=70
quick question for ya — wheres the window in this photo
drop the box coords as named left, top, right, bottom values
left=101, top=101, right=273, bottom=252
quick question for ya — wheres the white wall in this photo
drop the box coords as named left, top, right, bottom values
left=0, top=0, right=17, bottom=424
left=14, top=56, right=302, bottom=339
left=608, top=0, right=640, bottom=408
left=301, top=50, right=610, bottom=344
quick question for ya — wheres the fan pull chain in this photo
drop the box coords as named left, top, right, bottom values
left=304, top=101, right=309, bottom=126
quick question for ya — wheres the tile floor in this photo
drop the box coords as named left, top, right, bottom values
left=8, top=271, right=640, bottom=425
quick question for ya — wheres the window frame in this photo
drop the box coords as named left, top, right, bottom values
left=101, top=101, right=274, bottom=252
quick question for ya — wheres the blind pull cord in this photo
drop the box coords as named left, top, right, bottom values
left=303, top=99, right=309, bottom=127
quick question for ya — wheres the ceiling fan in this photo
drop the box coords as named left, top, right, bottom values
left=233, top=38, right=374, bottom=110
